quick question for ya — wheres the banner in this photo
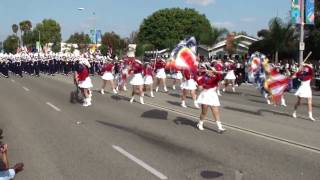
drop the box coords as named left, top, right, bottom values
left=306, top=0, right=315, bottom=24
left=90, top=29, right=96, bottom=43
left=291, top=0, right=302, bottom=24
left=36, top=41, right=41, bottom=52
left=96, top=30, right=102, bottom=44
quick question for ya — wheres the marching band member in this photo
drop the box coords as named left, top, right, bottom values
left=196, top=64, right=226, bottom=132
left=223, top=59, right=237, bottom=92
left=180, top=68, right=199, bottom=109
left=212, top=59, right=224, bottom=96
left=155, top=58, right=168, bottom=92
left=100, top=57, right=117, bottom=95
left=129, top=59, right=145, bottom=104
left=143, top=62, right=155, bottom=97
left=76, top=58, right=93, bottom=107
left=172, top=66, right=183, bottom=90
left=292, top=63, right=316, bottom=121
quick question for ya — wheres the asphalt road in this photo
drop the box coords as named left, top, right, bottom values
left=0, top=74, right=320, bottom=180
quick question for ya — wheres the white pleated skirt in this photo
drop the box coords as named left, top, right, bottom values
left=156, top=68, right=166, bottom=79
left=78, top=77, right=93, bottom=89
left=101, top=72, right=114, bottom=80
left=181, top=79, right=197, bottom=90
left=144, top=75, right=153, bottom=85
left=172, top=72, right=183, bottom=80
left=225, top=70, right=236, bottom=80
left=130, top=73, right=144, bottom=86
left=197, top=88, right=220, bottom=106
left=295, top=80, right=312, bottom=98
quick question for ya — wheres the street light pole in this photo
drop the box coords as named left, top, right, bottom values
left=299, top=0, right=305, bottom=66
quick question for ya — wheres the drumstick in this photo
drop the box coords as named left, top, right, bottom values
left=303, top=51, right=312, bottom=64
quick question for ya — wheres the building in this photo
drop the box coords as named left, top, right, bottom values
left=198, top=34, right=258, bottom=59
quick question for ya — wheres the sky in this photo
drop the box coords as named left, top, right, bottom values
left=0, top=0, right=291, bottom=41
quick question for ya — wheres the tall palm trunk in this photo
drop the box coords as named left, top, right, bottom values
left=275, top=51, right=279, bottom=64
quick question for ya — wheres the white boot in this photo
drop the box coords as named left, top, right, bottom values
left=281, top=97, right=287, bottom=107
left=292, top=111, right=297, bottom=118
left=155, top=86, right=159, bottom=92
left=222, top=88, right=226, bottom=92
left=123, top=85, right=127, bottom=91
left=232, top=87, right=235, bottom=92
left=172, top=85, right=176, bottom=90
left=181, top=101, right=187, bottom=108
left=113, top=89, right=118, bottom=94
left=116, top=86, right=119, bottom=91
left=87, top=98, right=92, bottom=106
left=309, top=112, right=316, bottom=121
left=197, top=120, right=204, bottom=131
left=216, top=121, right=226, bottom=133
left=164, top=86, right=168, bottom=92
left=217, top=90, right=222, bottom=96
left=194, top=101, right=200, bottom=109
left=140, top=96, right=144, bottom=105
left=150, top=91, right=155, bottom=98
left=130, top=96, right=135, bottom=103
left=100, top=89, right=105, bottom=95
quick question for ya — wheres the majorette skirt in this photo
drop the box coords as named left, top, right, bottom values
left=197, top=87, right=220, bottom=107
left=101, top=72, right=114, bottom=80
left=295, top=80, right=312, bottom=98
left=172, top=72, right=183, bottom=80
left=156, top=68, right=166, bottom=79
left=181, top=79, right=198, bottom=90
left=130, top=73, right=144, bottom=86
left=78, top=77, right=93, bottom=89
left=144, top=75, right=153, bottom=85
left=225, top=70, right=236, bottom=80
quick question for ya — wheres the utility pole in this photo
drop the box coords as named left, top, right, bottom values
left=299, top=0, right=305, bottom=66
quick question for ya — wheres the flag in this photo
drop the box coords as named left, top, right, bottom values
left=291, top=0, right=302, bottom=24
left=170, top=37, right=198, bottom=70
left=306, top=0, right=315, bottom=24
left=96, top=30, right=102, bottom=43
left=264, top=66, right=290, bottom=103
left=90, top=29, right=96, bottom=43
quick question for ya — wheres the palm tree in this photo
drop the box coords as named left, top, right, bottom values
left=19, top=20, right=32, bottom=46
left=212, top=27, right=228, bottom=44
left=256, top=18, right=297, bottom=63
left=12, top=24, right=19, bottom=35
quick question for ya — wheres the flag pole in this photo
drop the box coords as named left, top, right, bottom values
left=299, top=0, right=305, bottom=66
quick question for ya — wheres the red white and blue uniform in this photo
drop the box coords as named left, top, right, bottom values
left=155, top=59, right=167, bottom=79
left=101, top=62, right=114, bottom=80
left=129, top=61, right=144, bottom=86
left=78, top=64, right=93, bottom=89
left=144, top=64, right=154, bottom=85
left=197, top=73, right=222, bottom=106
left=224, top=62, right=236, bottom=80
left=295, top=65, right=314, bottom=98
left=181, top=69, right=198, bottom=90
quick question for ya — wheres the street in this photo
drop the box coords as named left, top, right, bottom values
left=1, top=75, right=320, bottom=180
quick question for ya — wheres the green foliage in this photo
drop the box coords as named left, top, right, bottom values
left=67, top=32, right=91, bottom=52
left=99, top=44, right=108, bottom=56
left=249, top=17, right=297, bottom=62
left=33, top=19, right=62, bottom=52
left=101, top=32, right=127, bottom=55
left=3, top=35, right=19, bottom=54
left=19, top=20, right=32, bottom=33
left=135, top=43, right=155, bottom=57
left=137, top=8, right=214, bottom=49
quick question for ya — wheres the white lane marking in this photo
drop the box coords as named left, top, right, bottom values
left=46, top=102, right=61, bottom=112
left=112, top=145, right=168, bottom=180
left=22, top=86, right=30, bottom=92
left=144, top=102, right=320, bottom=154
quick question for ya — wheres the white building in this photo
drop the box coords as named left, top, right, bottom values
left=198, top=35, right=258, bottom=59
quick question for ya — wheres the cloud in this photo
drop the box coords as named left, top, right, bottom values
left=212, top=21, right=234, bottom=28
left=185, top=0, right=216, bottom=6
left=240, top=17, right=256, bottom=23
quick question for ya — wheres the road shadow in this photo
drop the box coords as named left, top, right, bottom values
left=110, top=95, right=123, bottom=101
left=167, top=100, right=181, bottom=107
left=223, top=91, right=242, bottom=96
left=258, top=109, right=291, bottom=118
left=248, top=99, right=267, bottom=104
left=173, top=117, right=197, bottom=128
left=141, top=109, right=168, bottom=120
left=224, top=106, right=261, bottom=116
left=200, top=170, right=223, bottom=179
left=168, top=93, right=181, bottom=98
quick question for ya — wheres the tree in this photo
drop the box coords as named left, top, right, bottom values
left=67, top=32, right=91, bottom=52
left=3, top=35, right=19, bottom=54
left=249, top=17, right=297, bottom=63
left=12, top=24, right=19, bottom=35
left=211, top=27, right=228, bottom=44
left=101, top=32, right=126, bottom=56
left=19, top=20, right=32, bottom=46
left=33, top=19, right=62, bottom=52
left=137, top=8, right=214, bottom=50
